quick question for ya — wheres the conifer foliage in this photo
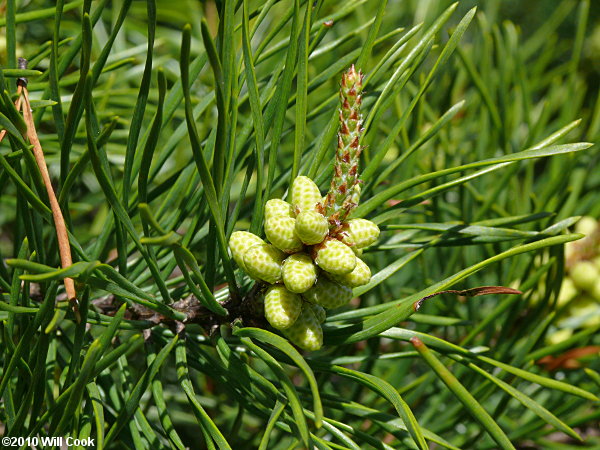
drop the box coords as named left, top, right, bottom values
left=0, top=1, right=598, bottom=448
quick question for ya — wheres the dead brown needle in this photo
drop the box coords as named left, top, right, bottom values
left=18, top=74, right=81, bottom=322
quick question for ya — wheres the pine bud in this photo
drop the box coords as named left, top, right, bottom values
left=264, top=216, right=303, bottom=253
left=323, top=65, right=364, bottom=223
left=348, top=183, right=361, bottom=207
left=283, top=304, right=323, bottom=351
left=314, top=239, right=356, bottom=275
left=302, top=276, right=353, bottom=309
left=282, top=253, right=318, bottom=293
left=265, top=199, right=293, bottom=221
left=229, top=231, right=265, bottom=272
left=291, top=176, right=322, bottom=214
left=295, top=210, right=329, bottom=245
left=264, top=285, right=302, bottom=330
left=243, top=243, right=285, bottom=283
left=329, top=257, right=371, bottom=287
left=308, top=303, right=327, bottom=324
left=341, top=218, right=380, bottom=249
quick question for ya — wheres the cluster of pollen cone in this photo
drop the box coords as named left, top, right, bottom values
left=229, top=176, right=379, bottom=351
left=545, top=217, right=600, bottom=345
left=228, top=65, right=379, bottom=351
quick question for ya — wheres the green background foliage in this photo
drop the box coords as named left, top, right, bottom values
left=0, top=0, right=598, bottom=448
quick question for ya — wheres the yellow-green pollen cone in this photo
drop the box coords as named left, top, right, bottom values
left=575, top=216, right=599, bottom=236
left=545, top=215, right=600, bottom=345
left=282, top=253, right=318, bottom=293
left=314, top=239, right=356, bottom=275
left=570, top=261, right=599, bottom=291
left=283, top=304, right=323, bottom=351
left=229, top=231, right=265, bottom=272
left=291, top=176, right=322, bottom=214
left=243, top=243, right=285, bottom=283
left=265, top=198, right=293, bottom=221
left=591, top=280, right=600, bottom=302
left=295, top=210, right=329, bottom=245
left=308, top=303, right=327, bottom=324
left=264, top=216, right=303, bottom=253
left=341, top=218, right=380, bottom=249
left=302, top=276, right=353, bottom=309
left=264, top=285, right=302, bottom=330
left=557, top=277, right=578, bottom=308
left=352, top=247, right=363, bottom=257
left=329, top=257, right=371, bottom=287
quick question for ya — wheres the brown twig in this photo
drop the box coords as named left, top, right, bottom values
left=91, top=288, right=268, bottom=333
left=16, top=60, right=80, bottom=322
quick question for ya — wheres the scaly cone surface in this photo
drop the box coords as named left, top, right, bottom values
left=323, top=64, right=364, bottom=228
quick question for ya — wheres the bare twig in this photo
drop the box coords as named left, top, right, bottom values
left=91, top=287, right=268, bottom=333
